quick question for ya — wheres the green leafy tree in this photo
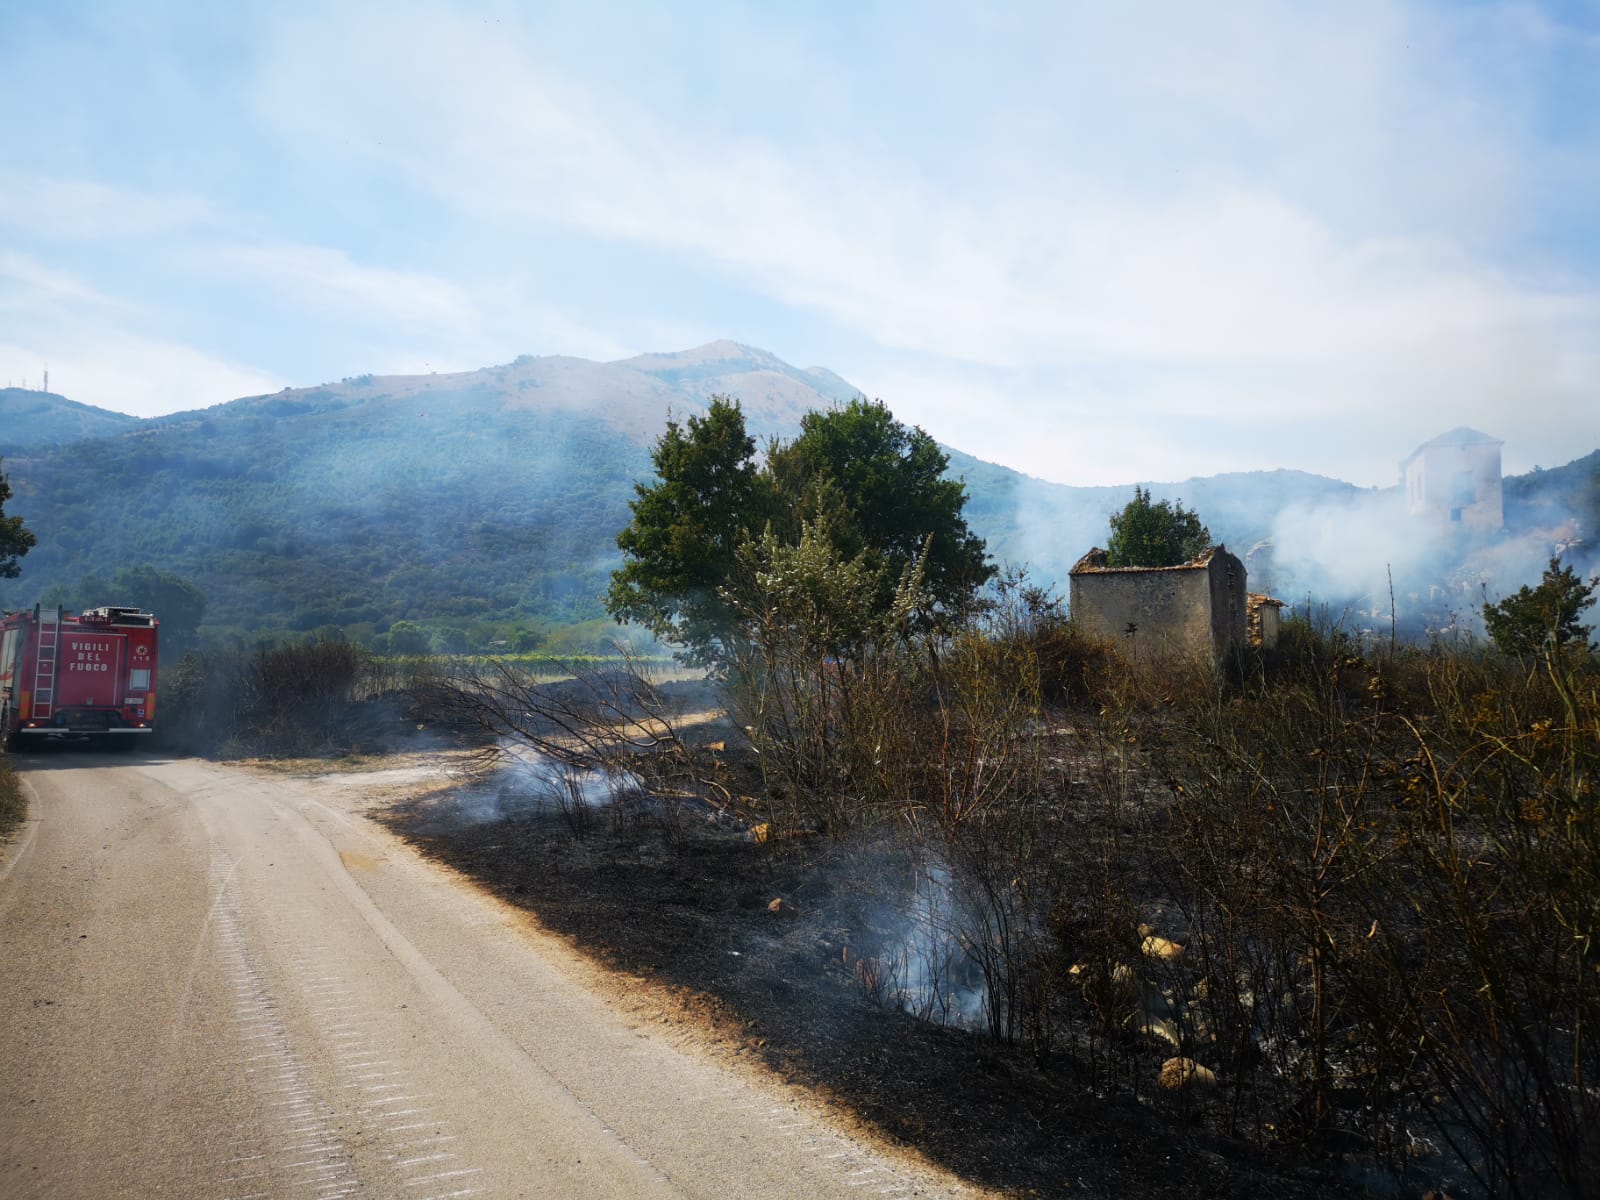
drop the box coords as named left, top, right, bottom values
left=385, top=620, right=431, bottom=654
left=609, top=396, right=992, bottom=665
left=431, top=625, right=471, bottom=654
left=737, top=513, right=903, bottom=660
left=39, top=575, right=110, bottom=613
left=767, top=399, right=992, bottom=627
left=108, top=565, right=207, bottom=652
left=0, top=459, right=37, bottom=579
left=607, top=398, right=769, bottom=664
left=1104, top=485, right=1212, bottom=567
left=1482, top=557, right=1597, bottom=655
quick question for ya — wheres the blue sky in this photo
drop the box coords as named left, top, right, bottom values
left=2, top=0, right=1596, bottom=486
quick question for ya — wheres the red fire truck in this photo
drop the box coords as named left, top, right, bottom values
left=0, top=605, right=159, bottom=749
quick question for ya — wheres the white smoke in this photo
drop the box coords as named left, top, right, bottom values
left=871, top=857, right=991, bottom=1031
left=1269, top=489, right=1433, bottom=612
left=1268, top=487, right=1585, bottom=640
left=431, top=741, right=641, bottom=830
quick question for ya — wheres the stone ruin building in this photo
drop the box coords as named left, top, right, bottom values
left=1069, top=545, right=1261, bottom=664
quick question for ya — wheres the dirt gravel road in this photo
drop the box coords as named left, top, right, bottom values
left=0, top=753, right=974, bottom=1199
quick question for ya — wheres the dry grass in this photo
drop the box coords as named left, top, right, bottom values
left=0, top=751, right=24, bottom=838
left=213, top=609, right=1600, bottom=1197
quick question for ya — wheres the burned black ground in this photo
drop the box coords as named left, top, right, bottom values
left=379, top=778, right=1349, bottom=1199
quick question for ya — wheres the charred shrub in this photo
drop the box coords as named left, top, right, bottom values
left=161, top=638, right=380, bottom=756
left=1134, top=643, right=1600, bottom=1195
left=983, top=576, right=1117, bottom=705
left=236, top=639, right=365, bottom=753
left=751, top=579, right=1599, bottom=1194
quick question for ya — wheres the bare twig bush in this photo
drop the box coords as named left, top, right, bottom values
left=417, top=647, right=729, bottom=847
left=238, top=640, right=365, bottom=752
left=735, top=579, right=1597, bottom=1195
left=1129, top=629, right=1600, bottom=1196
left=409, top=571, right=1597, bottom=1195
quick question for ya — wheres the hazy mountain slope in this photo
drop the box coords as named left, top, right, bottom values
left=1, top=343, right=860, bottom=633
left=620, top=339, right=862, bottom=435
left=6, top=387, right=651, bottom=632
left=0, top=343, right=1590, bottom=642
left=1504, top=449, right=1600, bottom=536
left=0, top=388, right=142, bottom=449
left=949, top=447, right=1361, bottom=584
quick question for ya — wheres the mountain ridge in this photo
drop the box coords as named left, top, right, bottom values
left=0, top=343, right=1588, bottom=645
left=0, top=388, right=143, bottom=449
left=3, top=343, right=1365, bottom=495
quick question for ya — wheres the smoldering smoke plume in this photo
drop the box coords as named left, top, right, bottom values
left=847, top=852, right=1019, bottom=1033
left=1268, top=487, right=1589, bottom=639
left=433, top=741, right=641, bottom=831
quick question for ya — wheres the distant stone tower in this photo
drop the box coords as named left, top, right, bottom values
left=1400, top=427, right=1503, bottom=531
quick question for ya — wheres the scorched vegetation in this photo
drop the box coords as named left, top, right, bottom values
left=381, top=400, right=1600, bottom=1197
left=398, top=568, right=1599, bottom=1198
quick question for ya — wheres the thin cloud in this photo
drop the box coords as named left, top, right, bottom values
left=194, top=239, right=632, bottom=366
left=0, top=332, right=281, bottom=418
left=4, top=1, right=1594, bottom=484
left=0, top=251, right=118, bottom=311
left=0, top=252, right=281, bottom=415
left=196, top=241, right=479, bottom=332
left=0, top=175, right=215, bottom=240
left=245, top=1, right=1599, bottom=485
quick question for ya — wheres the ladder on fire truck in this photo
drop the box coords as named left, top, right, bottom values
left=31, top=607, right=60, bottom=720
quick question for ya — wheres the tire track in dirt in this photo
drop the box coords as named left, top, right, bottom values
left=207, top=841, right=486, bottom=1199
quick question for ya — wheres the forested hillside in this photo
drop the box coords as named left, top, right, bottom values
left=0, top=343, right=1592, bottom=648
left=0, top=388, right=141, bottom=449
left=6, top=386, right=647, bottom=639
left=1505, top=448, right=1600, bottom=535
left=0, top=343, right=864, bottom=643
